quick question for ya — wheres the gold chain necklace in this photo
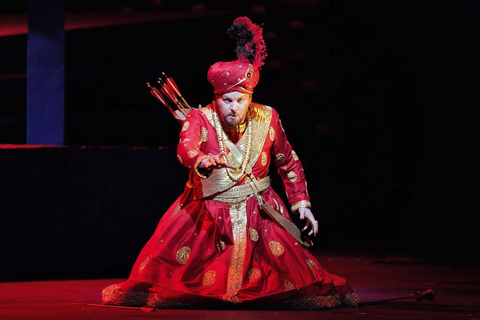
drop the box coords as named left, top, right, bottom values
left=212, top=108, right=253, bottom=182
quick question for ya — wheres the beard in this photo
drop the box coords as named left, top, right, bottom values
left=222, top=113, right=245, bottom=127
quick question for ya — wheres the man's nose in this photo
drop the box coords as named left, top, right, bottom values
left=231, top=104, right=238, bottom=113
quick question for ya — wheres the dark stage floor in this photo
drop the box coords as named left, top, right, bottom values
left=1, top=250, right=479, bottom=320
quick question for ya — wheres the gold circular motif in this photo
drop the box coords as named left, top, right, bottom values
left=291, top=150, right=299, bottom=161
left=177, top=155, right=183, bottom=164
left=287, top=171, right=298, bottom=182
left=201, top=127, right=208, bottom=142
left=269, top=127, right=275, bottom=141
left=248, top=268, right=261, bottom=282
left=284, top=279, right=295, bottom=291
left=269, top=241, right=285, bottom=257
left=182, top=121, right=190, bottom=132
left=249, top=228, right=259, bottom=241
left=202, top=270, right=216, bottom=287
left=275, top=153, right=286, bottom=163
left=261, top=151, right=267, bottom=166
left=188, top=150, right=198, bottom=158
left=176, top=246, right=191, bottom=265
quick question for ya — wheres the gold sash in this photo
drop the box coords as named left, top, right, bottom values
left=213, top=176, right=271, bottom=203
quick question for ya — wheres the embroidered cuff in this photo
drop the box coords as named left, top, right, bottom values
left=291, top=200, right=311, bottom=213
left=194, top=155, right=211, bottom=179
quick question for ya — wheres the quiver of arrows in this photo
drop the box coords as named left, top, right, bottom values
left=147, top=72, right=193, bottom=124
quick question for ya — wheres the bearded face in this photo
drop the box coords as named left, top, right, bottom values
left=216, top=91, right=252, bottom=128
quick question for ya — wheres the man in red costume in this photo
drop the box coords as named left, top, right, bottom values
left=102, top=16, right=360, bottom=310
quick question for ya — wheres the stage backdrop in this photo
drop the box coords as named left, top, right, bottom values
left=0, top=146, right=186, bottom=281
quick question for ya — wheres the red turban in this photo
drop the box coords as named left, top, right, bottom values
left=207, top=16, right=267, bottom=95
left=207, top=60, right=260, bottom=95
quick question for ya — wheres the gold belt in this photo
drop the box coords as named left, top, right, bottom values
left=213, top=176, right=270, bottom=203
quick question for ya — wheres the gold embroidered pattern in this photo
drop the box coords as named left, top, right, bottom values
left=280, top=205, right=284, bottom=214
left=147, top=292, right=194, bottom=309
left=201, top=127, right=208, bottom=142
left=341, top=291, right=361, bottom=307
left=188, top=150, right=198, bottom=158
left=291, top=200, right=312, bottom=212
left=223, top=201, right=247, bottom=303
left=247, top=268, right=261, bottom=282
left=291, top=150, right=299, bottom=161
left=182, top=121, right=190, bottom=131
left=249, top=228, right=259, bottom=241
left=261, top=151, right=267, bottom=166
left=176, top=246, right=191, bottom=265
left=269, top=241, right=285, bottom=256
left=284, top=279, right=295, bottom=291
left=306, top=259, right=319, bottom=279
left=340, top=291, right=360, bottom=307
left=269, top=126, right=275, bottom=141
left=177, top=155, right=183, bottom=164
left=138, top=255, right=151, bottom=274
left=213, top=176, right=270, bottom=204
left=202, top=270, right=216, bottom=287
left=102, top=285, right=195, bottom=309
left=287, top=171, right=298, bottom=182
left=282, top=293, right=342, bottom=310
left=249, top=104, right=272, bottom=171
left=102, top=284, right=148, bottom=306
left=275, top=153, right=285, bottom=163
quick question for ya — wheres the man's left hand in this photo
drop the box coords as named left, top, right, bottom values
left=298, top=207, right=318, bottom=237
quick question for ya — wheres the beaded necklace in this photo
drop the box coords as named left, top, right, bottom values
left=212, top=107, right=253, bottom=182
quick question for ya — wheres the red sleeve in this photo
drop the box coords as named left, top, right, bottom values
left=270, top=108, right=311, bottom=212
left=176, top=110, right=209, bottom=173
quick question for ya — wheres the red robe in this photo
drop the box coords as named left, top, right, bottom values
left=102, top=103, right=360, bottom=309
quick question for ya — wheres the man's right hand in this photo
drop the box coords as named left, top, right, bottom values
left=199, top=151, right=233, bottom=169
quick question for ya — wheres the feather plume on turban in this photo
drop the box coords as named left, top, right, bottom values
left=207, top=17, right=267, bottom=95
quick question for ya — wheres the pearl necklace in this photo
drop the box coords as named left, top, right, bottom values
left=212, top=108, right=253, bottom=182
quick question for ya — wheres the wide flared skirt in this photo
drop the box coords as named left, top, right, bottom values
left=102, top=188, right=360, bottom=309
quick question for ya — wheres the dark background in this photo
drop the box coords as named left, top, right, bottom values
left=0, top=0, right=479, bottom=280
